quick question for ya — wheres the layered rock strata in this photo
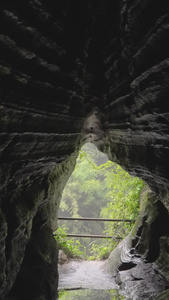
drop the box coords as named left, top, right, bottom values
left=0, top=0, right=169, bottom=299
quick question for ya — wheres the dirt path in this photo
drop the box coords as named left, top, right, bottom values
left=58, top=260, right=117, bottom=290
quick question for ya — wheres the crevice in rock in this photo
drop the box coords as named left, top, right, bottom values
left=118, top=262, right=137, bottom=271
left=146, top=200, right=169, bottom=262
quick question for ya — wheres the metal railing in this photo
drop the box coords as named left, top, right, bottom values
left=57, top=217, right=135, bottom=239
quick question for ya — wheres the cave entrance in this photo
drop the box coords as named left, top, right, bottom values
left=55, top=142, right=145, bottom=260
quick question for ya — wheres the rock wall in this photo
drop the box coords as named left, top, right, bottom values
left=0, top=0, right=169, bottom=299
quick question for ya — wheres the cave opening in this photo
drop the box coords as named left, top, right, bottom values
left=56, top=142, right=145, bottom=261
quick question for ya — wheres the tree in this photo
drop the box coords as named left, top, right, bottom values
left=57, top=143, right=145, bottom=259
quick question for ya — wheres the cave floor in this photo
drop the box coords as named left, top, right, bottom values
left=58, top=260, right=124, bottom=299
left=58, top=260, right=117, bottom=290
left=58, top=259, right=169, bottom=300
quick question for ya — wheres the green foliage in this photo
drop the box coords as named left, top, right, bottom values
left=99, top=162, right=145, bottom=246
left=54, top=226, right=84, bottom=258
left=89, top=238, right=117, bottom=260
left=58, top=143, right=145, bottom=259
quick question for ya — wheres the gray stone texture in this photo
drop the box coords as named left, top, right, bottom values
left=0, top=0, right=169, bottom=299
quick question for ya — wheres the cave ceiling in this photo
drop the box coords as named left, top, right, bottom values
left=0, top=0, right=169, bottom=299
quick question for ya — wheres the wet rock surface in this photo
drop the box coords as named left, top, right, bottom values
left=58, top=260, right=117, bottom=290
left=117, top=260, right=169, bottom=300
left=58, top=250, right=69, bottom=265
left=106, top=188, right=169, bottom=299
left=58, top=258, right=168, bottom=299
left=0, top=0, right=169, bottom=299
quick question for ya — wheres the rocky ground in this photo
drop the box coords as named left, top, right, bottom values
left=58, top=260, right=117, bottom=290
left=58, top=258, right=169, bottom=300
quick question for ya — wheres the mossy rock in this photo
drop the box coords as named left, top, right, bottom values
left=153, top=289, right=169, bottom=299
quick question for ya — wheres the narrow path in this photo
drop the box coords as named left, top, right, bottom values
left=58, top=260, right=117, bottom=290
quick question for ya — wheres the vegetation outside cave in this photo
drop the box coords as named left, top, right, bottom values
left=54, top=143, right=145, bottom=260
